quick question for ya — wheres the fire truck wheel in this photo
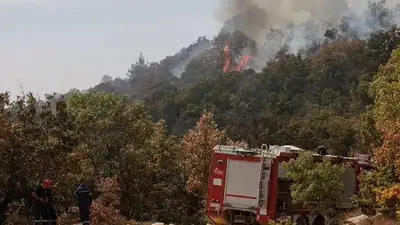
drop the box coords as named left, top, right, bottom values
left=296, top=215, right=309, bottom=225
left=312, top=215, right=325, bottom=225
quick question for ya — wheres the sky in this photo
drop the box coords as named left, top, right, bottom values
left=0, top=0, right=221, bottom=98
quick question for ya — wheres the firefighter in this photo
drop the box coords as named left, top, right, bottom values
left=316, top=145, right=327, bottom=156
left=74, top=182, right=92, bottom=225
left=32, top=179, right=57, bottom=225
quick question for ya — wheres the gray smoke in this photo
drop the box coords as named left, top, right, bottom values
left=217, top=0, right=400, bottom=69
left=170, top=38, right=213, bottom=77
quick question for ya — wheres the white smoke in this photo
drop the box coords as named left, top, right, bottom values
left=170, top=38, right=213, bottom=77
left=217, top=0, right=400, bottom=69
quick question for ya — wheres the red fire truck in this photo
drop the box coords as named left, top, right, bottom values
left=205, top=144, right=373, bottom=225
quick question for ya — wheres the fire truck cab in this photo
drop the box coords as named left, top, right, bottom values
left=205, top=144, right=373, bottom=225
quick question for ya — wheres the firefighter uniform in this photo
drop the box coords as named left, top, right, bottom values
left=75, top=184, right=92, bottom=225
left=33, top=185, right=46, bottom=225
left=33, top=180, right=57, bottom=225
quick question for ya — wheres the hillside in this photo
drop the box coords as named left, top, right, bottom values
left=81, top=0, right=400, bottom=155
left=3, top=0, right=400, bottom=224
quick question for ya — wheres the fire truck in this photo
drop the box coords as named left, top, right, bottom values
left=205, top=144, right=373, bottom=225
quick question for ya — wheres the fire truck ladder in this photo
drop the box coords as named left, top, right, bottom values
left=258, top=144, right=272, bottom=208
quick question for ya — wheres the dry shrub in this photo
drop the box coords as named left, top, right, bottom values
left=57, top=177, right=133, bottom=225
left=58, top=213, right=80, bottom=225
left=94, top=177, right=121, bottom=208
left=358, top=215, right=397, bottom=225
left=3, top=213, right=30, bottom=225
left=89, top=177, right=132, bottom=225
left=3, top=200, right=31, bottom=225
left=57, top=207, right=81, bottom=225
left=91, top=201, right=128, bottom=225
left=56, top=177, right=152, bottom=225
left=268, top=218, right=294, bottom=225
left=344, top=209, right=363, bottom=219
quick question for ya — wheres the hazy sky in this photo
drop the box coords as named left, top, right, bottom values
left=0, top=0, right=220, bottom=98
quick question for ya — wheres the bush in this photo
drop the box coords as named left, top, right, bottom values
left=268, top=218, right=294, bottom=225
left=358, top=215, right=397, bottom=225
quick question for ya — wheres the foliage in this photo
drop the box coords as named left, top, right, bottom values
left=369, top=46, right=400, bottom=127
left=145, top=32, right=400, bottom=154
left=118, top=120, right=198, bottom=224
left=358, top=216, right=397, bottom=225
left=284, top=151, right=345, bottom=222
left=353, top=166, right=396, bottom=215
left=373, top=120, right=400, bottom=178
left=0, top=92, right=202, bottom=224
left=376, top=185, right=400, bottom=207
left=67, top=92, right=154, bottom=178
left=3, top=15, right=400, bottom=224
left=0, top=92, right=81, bottom=223
left=181, top=111, right=224, bottom=198
left=374, top=183, right=400, bottom=219
left=267, top=218, right=295, bottom=225
left=360, top=42, right=400, bottom=221
left=90, top=177, right=129, bottom=225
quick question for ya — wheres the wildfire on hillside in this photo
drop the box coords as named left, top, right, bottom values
left=223, top=40, right=231, bottom=73
left=236, top=55, right=252, bottom=72
left=222, top=40, right=253, bottom=73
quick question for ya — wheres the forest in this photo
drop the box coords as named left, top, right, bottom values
left=3, top=1, right=400, bottom=224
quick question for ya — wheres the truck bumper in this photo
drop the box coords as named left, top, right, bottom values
left=206, top=210, right=227, bottom=225
left=206, top=209, right=270, bottom=225
left=257, top=214, right=270, bottom=224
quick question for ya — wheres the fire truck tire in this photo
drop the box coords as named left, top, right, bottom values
left=312, top=215, right=325, bottom=225
left=295, top=215, right=309, bottom=225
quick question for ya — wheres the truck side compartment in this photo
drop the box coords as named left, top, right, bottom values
left=205, top=144, right=373, bottom=225
left=224, top=159, right=260, bottom=209
left=206, top=152, right=228, bottom=225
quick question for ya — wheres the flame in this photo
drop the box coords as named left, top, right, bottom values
left=222, top=40, right=253, bottom=73
left=236, top=55, right=252, bottom=72
left=223, top=41, right=231, bottom=73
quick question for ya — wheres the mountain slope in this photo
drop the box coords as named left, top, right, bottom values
left=57, top=0, right=400, bottom=156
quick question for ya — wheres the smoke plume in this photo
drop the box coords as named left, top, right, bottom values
left=217, top=0, right=400, bottom=69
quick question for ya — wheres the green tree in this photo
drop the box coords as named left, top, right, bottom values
left=284, top=151, right=345, bottom=224
left=118, top=120, right=192, bottom=223
left=67, top=92, right=153, bottom=177
left=126, top=53, right=148, bottom=80
left=0, top=92, right=80, bottom=223
left=353, top=166, right=396, bottom=215
left=369, top=45, right=400, bottom=127
left=366, top=45, right=400, bottom=211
